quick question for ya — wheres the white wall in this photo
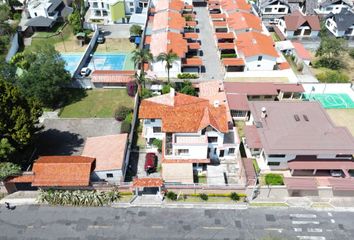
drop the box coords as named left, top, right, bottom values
left=152, top=59, right=182, bottom=78
left=316, top=2, right=351, bottom=14
left=262, top=3, right=289, bottom=15
left=142, top=119, right=164, bottom=140
left=92, top=169, right=122, bottom=182
left=244, top=55, right=277, bottom=71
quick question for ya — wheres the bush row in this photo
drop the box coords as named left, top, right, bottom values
left=220, top=53, right=237, bottom=59
left=177, top=73, right=199, bottom=79
left=166, top=191, right=247, bottom=201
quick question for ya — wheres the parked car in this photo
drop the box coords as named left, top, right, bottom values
left=97, top=35, right=105, bottom=44
left=80, top=67, right=91, bottom=76
left=330, top=170, right=343, bottom=177
left=129, top=35, right=138, bottom=43
left=145, top=153, right=157, bottom=173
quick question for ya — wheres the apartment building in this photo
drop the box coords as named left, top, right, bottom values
left=138, top=89, right=239, bottom=184
left=243, top=101, right=354, bottom=174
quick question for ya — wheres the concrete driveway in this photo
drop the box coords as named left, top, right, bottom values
left=35, top=118, right=121, bottom=157
left=99, top=24, right=132, bottom=38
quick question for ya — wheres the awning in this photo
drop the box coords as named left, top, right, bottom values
left=132, top=178, right=164, bottom=188
left=215, top=32, right=234, bottom=39
left=186, top=21, right=197, bottom=27
left=288, top=160, right=354, bottom=170
left=328, top=178, right=354, bottom=191
left=182, top=57, right=203, bottom=66
left=210, top=13, right=226, bottom=19
left=184, top=32, right=199, bottom=39
left=218, top=42, right=235, bottom=50
left=222, top=58, right=245, bottom=66
left=284, top=177, right=318, bottom=190
left=188, top=42, right=201, bottom=50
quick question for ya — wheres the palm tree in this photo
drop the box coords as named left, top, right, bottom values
left=131, top=48, right=153, bottom=78
left=156, top=50, right=179, bottom=83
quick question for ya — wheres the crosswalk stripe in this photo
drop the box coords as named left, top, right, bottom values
left=292, top=221, right=320, bottom=225
left=307, top=228, right=323, bottom=233
left=294, top=228, right=302, bottom=232
left=290, top=214, right=317, bottom=219
left=297, top=236, right=326, bottom=240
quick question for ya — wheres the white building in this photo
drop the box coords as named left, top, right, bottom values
left=139, top=89, right=239, bottom=183
left=315, top=0, right=353, bottom=15
left=259, top=0, right=291, bottom=16
left=325, top=8, right=354, bottom=37
left=82, top=134, right=128, bottom=183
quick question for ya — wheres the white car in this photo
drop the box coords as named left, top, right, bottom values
left=80, top=67, right=91, bottom=76
left=330, top=170, right=343, bottom=177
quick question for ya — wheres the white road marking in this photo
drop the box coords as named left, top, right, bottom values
left=27, top=226, right=34, bottom=229
left=294, top=228, right=303, bottom=232
left=292, top=221, right=320, bottom=225
left=264, top=228, right=283, bottom=233
left=290, top=214, right=317, bottom=218
left=330, top=219, right=335, bottom=223
left=327, top=213, right=332, bottom=217
left=151, top=225, right=164, bottom=229
left=88, top=225, right=112, bottom=229
left=202, top=226, right=225, bottom=230
left=307, top=228, right=323, bottom=233
left=297, top=236, right=326, bottom=240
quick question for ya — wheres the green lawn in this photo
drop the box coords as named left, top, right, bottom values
left=30, top=24, right=73, bottom=49
left=270, top=32, right=281, bottom=42
left=60, top=89, right=134, bottom=118
left=167, top=196, right=240, bottom=203
left=252, top=159, right=260, bottom=174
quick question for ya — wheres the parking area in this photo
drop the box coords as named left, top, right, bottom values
left=35, top=118, right=121, bottom=157
left=126, top=150, right=161, bottom=181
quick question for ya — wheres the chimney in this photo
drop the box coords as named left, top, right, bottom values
left=261, top=107, right=267, bottom=119
left=214, top=100, right=220, bottom=108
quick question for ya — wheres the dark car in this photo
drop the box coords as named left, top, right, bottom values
left=97, top=35, right=105, bottom=44
left=145, top=153, right=157, bottom=173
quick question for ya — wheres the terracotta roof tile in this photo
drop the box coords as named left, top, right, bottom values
left=184, top=32, right=199, bottom=39
left=226, top=94, right=249, bottom=111
left=236, top=31, right=278, bottom=58
left=215, top=32, right=235, bottom=39
left=82, top=134, right=128, bottom=171
left=187, top=42, right=201, bottom=50
left=218, top=42, right=235, bottom=49
left=220, top=0, right=252, bottom=12
left=152, top=11, right=186, bottom=31
left=139, top=92, right=229, bottom=133
left=244, top=125, right=262, bottom=148
left=155, top=0, right=184, bottom=12
left=278, top=61, right=291, bottom=70
left=222, top=58, right=245, bottom=66
left=284, top=10, right=321, bottom=31
left=227, top=12, right=262, bottom=31
left=182, top=57, right=203, bottom=66
left=132, top=178, right=164, bottom=187
left=292, top=41, right=311, bottom=60
left=150, top=32, right=187, bottom=57
left=32, top=156, right=95, bottom=187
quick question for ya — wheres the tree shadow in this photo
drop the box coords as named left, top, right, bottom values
left=35, top=128, right=85, bottom=157
left=59, top=88, right=88, bottom=108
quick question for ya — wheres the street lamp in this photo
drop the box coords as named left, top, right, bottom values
left=90, top=53, right=96, bottom=70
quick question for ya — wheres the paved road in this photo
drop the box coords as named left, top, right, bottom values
left=0, top=206, right=353, bottom=239
left=195, top=7, right=225, bottom=81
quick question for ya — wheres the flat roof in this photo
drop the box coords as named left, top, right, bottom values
left=248, top=101, right=354, bottom=155
left=161, top=163, right=194, bottom=184
left=224, top=82, right=304, bottom=95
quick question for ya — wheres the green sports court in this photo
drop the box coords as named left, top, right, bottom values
left=303, top=93, right=354, bottom=109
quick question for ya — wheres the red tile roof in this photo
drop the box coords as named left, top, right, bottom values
left=213, top=21, right=228, bottom=27
left=150, top=32, right=188, bottom=57
left=152, top=10, right=186, bottom=31
left=244, top=125, right=262, bottom=148
left=284, top=177, right=318, bottom=190
left=222, top=58, right=245, bottom=66
left=220, top=0, right=252, bottom=12
left=139, top=92, right=229, bottom=133
left=210, top=13, right=226, bottom=19
left=227, top=12, right=262, bottom=31
left=186, top=21, right=197, bottom=27
left=215, top=32, right=235, bottom=39
left=236, top=31, right=278, bottom=58
left=154, top=0, right=184, bottom=12
left=32, top=156, right=95, bottom=187
left=188, top=42, right=201, bottom=50
left=278, top=61, right=291, bottom=70
left=184, top=32, right=199, bottom=39
left=91, top=70, right=134, bottom=83
left=224, top=82, right=278, bottom=95
left=292, top=41, right=311, bottom=60
left=284, top=10, right=321, bottom=31
left=182, top=57, right=203, bottom=66
left=218, top=42, right=235, bottom=49
left=226, top=94, right=249, bottom=111
left=132, top=178, right=164, bottom=187
left=6, top=174, right=34, bottom=183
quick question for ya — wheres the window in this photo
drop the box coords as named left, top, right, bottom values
left=206, top=126, right=216, bottom=132
left=264, top=95, right=273, bottom=99
left=102, top=10, right=108, bottom=16
left=228, top=148, right=235, bottom=155
left=153, top=127, right=161, bottom=133
left=250, top=96, right=260, bottom=100
left=214, top=148, right=217, bottom=154
left=130, top=7, right=134, bottom=12
left=257, top=64, right=261, bottom=67
left=130, top=2, right=134, bottom=6
left=92, top=2, right=98, bottom=8
left=208, top=137, right=218, bottom=143
left=177, top=149, right=189, bottom=155
left=150, top=119, right=155, bottom=122
left=268, top=154, right=286, bottom=158
left=231, top=110, right=247, bottom=118
left=106, top=173, right=113, bottom=178
left=283, top=92, right=292, bottom=98
left=34, top=12, right=37, bottom=16
left=265, top=8, right=272, bottom=13
left=268, top=162, right=280, bottom=166
left=278, top=8, right=286, bottom=12
left=258, top=56, right=262, bottom=61
left=219, top=150, right=224, bottom=157
left=101, top=2, right=104, bottom=7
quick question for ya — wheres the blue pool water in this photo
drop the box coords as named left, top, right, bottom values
left=61, top=53, right=127, bottom=76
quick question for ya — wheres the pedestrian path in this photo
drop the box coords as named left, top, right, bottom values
left=194, top=7, right=224, bottom=80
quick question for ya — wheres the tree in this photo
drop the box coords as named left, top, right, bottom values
left=316, top=37, right=346, bottom=59
left=129, top=24, right=142, bottom=36
left=0, top=79, right=42, bottom=161
left=131, top=48, right=153, bottom=93
left=0, top=59, right=16, bottom=82
left=156, top=50, right=179, bottom=83
left=18, top=44, right=71, bottom=107
left=0, top=162, right=21, bottom=180
left=68, top=0, right=85, bottom=34
left=178, top=80, right=196, bottom=96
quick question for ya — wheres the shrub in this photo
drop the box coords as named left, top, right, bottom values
left=166, top=191, right=177, bottom=201
left=114, top=106, right=132, bottom=121
left=220, top=53, right=237, bottom=58
left=265, top=174, right=284, bottom=185
left=0, top=162, right=21, bottom=181
left=152, top=139, right=162, bottom=152
left=314, top=57, right=343, bottom=70
left=178, top=80, right=196, bottom=96
left=140, top=88, right=153, bottom=99
left=121, top=121, right=131, bottom=134
left=349, top=48, right=354, bottom=59
left=126, top=81, right=137, bottom=97
left=162, top=84, right=171, bottom=94
left=230, top=192, right=240, bottom=201
left=199, top=193, right=208, bottom=201
left=296, top=63, right=303, bottom=72
left=13, top=12, right=21, bottom=21
left=316, top=70, right=349, bottom=83
left=124, top=112, right=133, bottom=124
left=130, top=24, right=142, bottom=36
left=184, top=15, right=193, bottom=21
left=177, top=73, right=198, bottom=79
left=187, top=193, right=247, bottom=198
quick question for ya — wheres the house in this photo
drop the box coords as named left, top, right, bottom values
left=90, top=70, right=135, bottom=88
left=276, top=10, right=321, bottom=38
left=82, top=134, right=128, bottom=182
left=292, top=41, right=311, bottom=65
left=147, top=0, right=203, bottom=78
left=258, top=0, right=292, bottom=19
left=138, top=89, right=239, bottom=184
left=244, top=101, right=354, bottom=173
left=86, top=0, right=149, bottom=24
left=315, top=0, right=353, bottom=15
left=25, top=0, right=73, bottom=30
left=325, top=8, right=354, bottom=37
left=224, top=82, right=304, bottom=120
left=226, top=12, right=263, bottom=34
left=235, top=31, right=279, bottom=71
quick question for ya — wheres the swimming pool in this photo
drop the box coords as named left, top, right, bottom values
left=303, top=93, right=354, bottom=109
left=61, top=53, right=130, bottom=76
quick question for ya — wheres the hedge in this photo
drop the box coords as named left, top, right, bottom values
left=265, top=174, right=284, bottom=185
left=177, top=73, right=199, bottom=79
left=186, top=193, right=247, bottom=198
left=220, top=53, right=237, bottom=59
left=121, top=121, right=131, bottom=134
left=114, top=106, right=132, bottom=121
left=316, top=70, right=349, bottom=83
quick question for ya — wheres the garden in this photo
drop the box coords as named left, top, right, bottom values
left=260, top=173, right=284, bottom=186
left=59, top=89, right=134, bottom=118
left=165, top=191, right=247, bottom=203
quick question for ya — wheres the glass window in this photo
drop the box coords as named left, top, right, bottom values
left=177, top=149, right=189, bottom=155
left=106, top=173, right=113, bottom=178
left=153, top=127, right=161, bottom=133
left=208, top=137, right=218, bottom=143
left=130, top=2, right=134, bottom=6
left=268, top=154, right=286, bottom=158
left=265, top=8, right=272, bottom=13
left=102, top=10, right=108, bottom=16
left=231, top=110, right=246, bottom=118
left=258, top=56, right=262, bottom=61
left=278, top=8, right=286, bottom=12
left=92, top=2, right=98, bottom=8
left=268, top=162, right=280, bottom=166
left=228, top=148, right=235, bottom=155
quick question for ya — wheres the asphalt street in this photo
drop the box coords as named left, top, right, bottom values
left=0, top=206, right=353, bottom=240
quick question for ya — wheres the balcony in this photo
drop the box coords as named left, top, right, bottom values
left=175, top=135, right=207, bottom=145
